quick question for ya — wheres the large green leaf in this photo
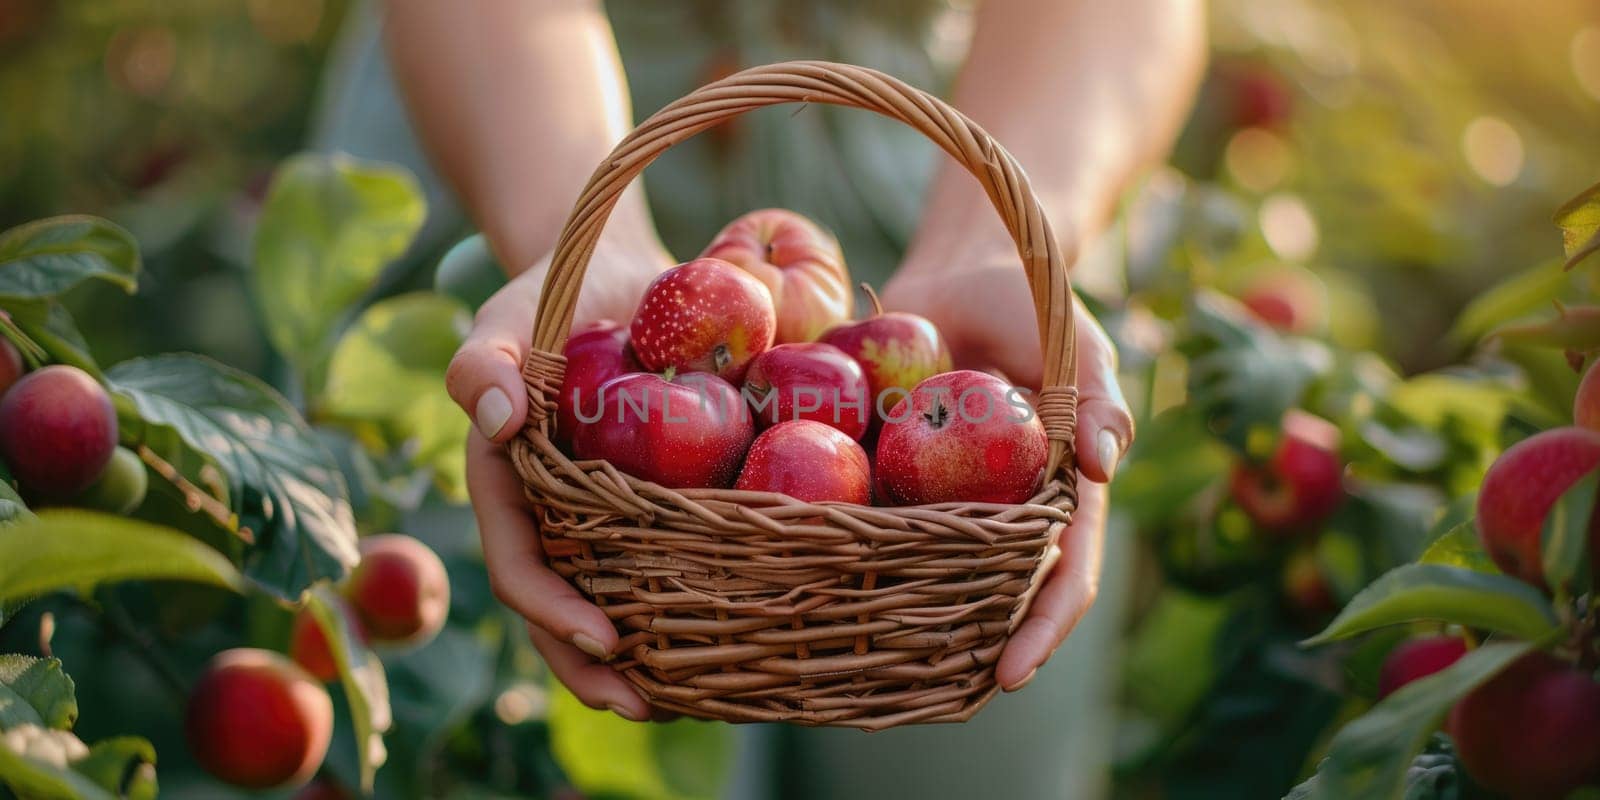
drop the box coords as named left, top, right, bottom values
left=548, top=684, right=731, bottom=800
left=0, top=657, right=76, bottom=731
left=110, top=354, right=359, bottom=597
left=1305, top=564, right=1558, bottom=645
left=1540, top=467, right=1596, bottom=597
left=1555, top=180, right=1600, bottom=271
left=5, top=302, right=98, bottom=378
left=321, top=292, right=470, bottom=500
left=0, top=511, right=245, bottom=606
left=1298, top=642, right=1533, bottom=800
left=306, top=584, right=390, bottom=793
left=0, top=216, right=138, bottom=301
left=252, top=154, right=425, bottom=380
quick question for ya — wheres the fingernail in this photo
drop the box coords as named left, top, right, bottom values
left=608, top=703, right=647, bottom=722
left=571, top=632, right=609, bottom=660
left=1097, top=429, right=1122, bottom=480
left=1008, top=667, right=1039, bottom=691
left=475, top=388, right=513, bottom=438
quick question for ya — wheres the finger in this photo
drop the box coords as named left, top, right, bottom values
left=447, top=272, right=543, bottom=442
left=467, top=432, right=618, bottom=657
left=996, top=478, right=1108, bottom=689
left=1071, top=300, right=1134, bottom=484
left=527, top=623, right=652, bottom=722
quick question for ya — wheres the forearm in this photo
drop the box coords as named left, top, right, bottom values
left=383, top=0, right=657, bottom=274
left=903, top=0, right=1206, bottom=274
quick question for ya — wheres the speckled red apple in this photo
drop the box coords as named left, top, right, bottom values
left=573, top=371, right=754, bottom=489
left=875, top=370, right=1046, bottom=505
left=1229, top=410, right=1344, bottom=536
left=701, top=209, right=853, bottom=345
left=555, top=320, right=638, bottom=450
left=818, top=287, right=951, bottom=429
left=185, top=649, right=333, bottom=790
left=629, top=258, right=775, bottom=383
left=735, top=420, right=871, bottom=504
left=0, top=365, right=118, bottom=498
left=742, top=342, right=870, bottom=440
left=1475, top=426, right=1600, bottom=591
left=1377, top=635, right=1467, bottom=698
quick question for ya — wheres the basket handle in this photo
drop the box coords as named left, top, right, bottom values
left=524, top=60, right=1079, bottom=478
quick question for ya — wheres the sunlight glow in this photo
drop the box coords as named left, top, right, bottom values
left=1461, top=116, right=1524, bottom=187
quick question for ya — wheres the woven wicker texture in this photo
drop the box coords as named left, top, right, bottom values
left=512, top=61, right=1080, bottom=730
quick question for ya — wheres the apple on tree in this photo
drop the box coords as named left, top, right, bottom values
left=1229, top=409, right=1344, bottom=536
left=185, top=649, right=333, bottom=790
left=1474, top=425, right=1600, bottom=590
left=742, top=342, right=871, bottom=441
left=288, top=599, right=366, bottom=683
left=735, top=420, right=871, bottom=504
left=701, top=209, right=853, bottom=345
left=345, top=534, right=451, bottom=646
left=573, top=370, right=755, bottom=489
left=1447, top=651, right=1600, bottom=798
left=1376, top=635, right=1467, bottom=698
left=629, top=257, right=776, bottom=383
left=875, top=370, right=1046, bottom=505
left=0, top=365, right=119, bottom=499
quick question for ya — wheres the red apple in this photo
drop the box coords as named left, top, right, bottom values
left=1475, top=426, right=1600, bottom=590
left=345, top=534, right=450, bottom=646
left=185, top=649, right=333, bottom=790
left=1377, top=635, right=1467, bottom=698
left=288, top=600, right=366, bottom=683
left=742, top=342, right=870, bottom=440
left=1575, top=358, right=1600, bottom=431
left=701, top=209, right=853, bottom=344
left=735, top=420, right=870, bottom=504
left=629, top=258, right=775, bottom=383
left=555, top=320, right=638, bottom=450
left=1229, top=410, right=1343, bottom=536
left=573, top=371, right=754, bottom=489
left=1448, top=651, right=1600, bottom=798
left=1238, top=268, right=1326, bottom=335
left=817, top=287, right=952, bottom=430
left=1226, top=64, right=1294, bottom=131
left=0, top=365, right=118, bottom=498
left=875, top=370, right=1046, bottom=505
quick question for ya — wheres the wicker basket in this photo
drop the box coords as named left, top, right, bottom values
left=511, top=60, right=1080, bottom=730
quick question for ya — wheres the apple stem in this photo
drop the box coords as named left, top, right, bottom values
left=860, top=283, right=884, bottom=317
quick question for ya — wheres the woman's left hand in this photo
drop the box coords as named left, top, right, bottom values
left=882, top=258, right=1133, bottom=689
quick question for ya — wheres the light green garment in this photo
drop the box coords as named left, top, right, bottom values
left=316, top=5, right=1130, bottom=799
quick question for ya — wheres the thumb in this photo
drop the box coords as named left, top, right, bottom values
left=446, top=275, right=541, bottom=443
left=1071, top=305, right=1134, bottom=484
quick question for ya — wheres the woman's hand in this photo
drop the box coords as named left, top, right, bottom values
left=447, top=233, right=671, bottom=721
left=882, top=249, right=1134, bottom=690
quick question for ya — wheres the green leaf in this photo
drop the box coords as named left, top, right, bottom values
left=1181, top=291, right=1328, bottom=450
left=433, top=234, right=506, bottom=311
left=1447, top=259, right=1568, bottom=343
left=1417, top=523, right=1498, bottom=574
left=0, top=657, right=76, bottom=731
left=1540, top=467, right=1596, bottom=597
left=1300, top=641, right=1533, bottom=800
left=549, top=683, right=731, bottom=800
left=1122, top=589, right=1231, bottom=725
left=0, top=216, right=139, bottom=301
left=1555, top=180, right=1600, bottom=271
left=252, top=154, right=425, bottom=381
left=322, top=292, right=471, bottom=501
left=306, top=584, right=390, bottom=793
left=110, top=354, right=359, bottom=597
left=6, top=302, right=98, bottom=378
left=1305, top=564, right=1558, bottom=645
left=0, top=724, right=116, bottom=800
left=69, top=737, right=157, bottom=800
left=0, top=511, right=245, bottom=607
left=1491, top=304, right=1600, bottom=350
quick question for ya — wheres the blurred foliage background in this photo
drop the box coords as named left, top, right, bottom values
left=2, top=0, right=1599, bottom=798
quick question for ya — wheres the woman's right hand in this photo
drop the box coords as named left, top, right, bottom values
left=447, top=232, right=671, bottom=721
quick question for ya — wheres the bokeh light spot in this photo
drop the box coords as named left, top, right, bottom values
left=1572, top=27, right=1600, bottom=102
left=1225, top=128, right=1292, bottom=194
left=1259, top=193, right=1319, bottom=261
left=1461, top=116, right=1524, bottom=187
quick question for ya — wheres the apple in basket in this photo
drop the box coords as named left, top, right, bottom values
left=554, top=320, right=638, bottom=449
left=736, top=420, right=871, bottom=504
left=818, top=286, right=952, bottom=430
left=875, top=370, right=1047, bottom=505
left=630, top=258, right=776, bottom=383
left=700, top=209, right=854, bottom=345
left=572, top=370, right=754, bottom=489
left=741, top=342, right=871, bottom=441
